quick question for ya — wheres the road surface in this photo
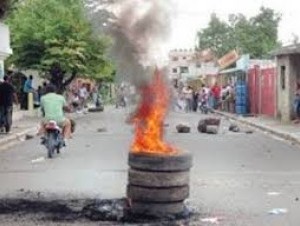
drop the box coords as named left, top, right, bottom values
left=0, top=107, right=299, bottom=225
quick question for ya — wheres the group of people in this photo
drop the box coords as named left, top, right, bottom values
left=172, top=82, right=235, bottom=113
left=67, top=83, right=101, bottom=113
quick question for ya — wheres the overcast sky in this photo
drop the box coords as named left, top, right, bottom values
left=167, top=0, right=299, bottom=50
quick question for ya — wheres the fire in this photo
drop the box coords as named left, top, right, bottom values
left=130, top=68, right=177, bottom=155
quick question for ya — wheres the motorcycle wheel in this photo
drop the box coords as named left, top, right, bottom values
left=46, top=133, right=56, bottom=159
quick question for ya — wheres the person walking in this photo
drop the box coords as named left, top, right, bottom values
left=183, top=85, right=193, bottom=112
left=23, top=75, right=34, bottom=110
left=0, top=76, right=19, bottom=133
left=211, top=82, right=221, bottom=110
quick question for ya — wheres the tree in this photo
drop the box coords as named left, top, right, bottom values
left=198, top=13, right=234, bottom=58
left=197, top=7, right=281, bottom=58
left=6, top=0, right=114, bottom=91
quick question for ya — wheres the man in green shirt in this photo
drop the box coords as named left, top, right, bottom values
left=39, top=85, right=72, bottom=140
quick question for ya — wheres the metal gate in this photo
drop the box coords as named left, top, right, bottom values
left=248, top=66, right=276, bottom=117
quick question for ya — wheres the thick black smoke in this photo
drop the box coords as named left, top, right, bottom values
left=87, top=0, right=173, bottom=86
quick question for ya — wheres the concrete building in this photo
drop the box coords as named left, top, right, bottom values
left=0, top=22, right=12, bottom=79
left=168, top=49, right=218, bottom=83
left=272, top=44, right=300, bottom=122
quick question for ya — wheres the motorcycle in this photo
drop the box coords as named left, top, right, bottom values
left=199, top=100, right=209, bottom=114
left=41, top=121, right=65, bottom=158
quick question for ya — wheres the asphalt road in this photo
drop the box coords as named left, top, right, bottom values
left=0, top=107, right=299, bottom=225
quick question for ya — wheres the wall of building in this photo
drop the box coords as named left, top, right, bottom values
left=276, top=55, right=294, bottom=122
left=168, top=49, right=195, bottom=80
left=0, top=23, right=12, bottom=79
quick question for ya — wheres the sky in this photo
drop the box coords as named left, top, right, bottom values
left=167, top=0, right=300, bottom=50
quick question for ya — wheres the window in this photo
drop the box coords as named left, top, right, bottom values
left=182, top=56, right=187, bottom=60
left=180, top=66, right=189, bottom=74
left=172, top=68, right=178, bottom=73
left=172, top=57, right=178, bottom=61
left=280, top=65, right=286, bottom=90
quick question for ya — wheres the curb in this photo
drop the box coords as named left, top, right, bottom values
left=214, top=110, right=300, bottom=146
left=0, top=127, right=37, bottom=151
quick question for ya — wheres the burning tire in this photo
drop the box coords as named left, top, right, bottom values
left=128, top=151, right=192, bottom=172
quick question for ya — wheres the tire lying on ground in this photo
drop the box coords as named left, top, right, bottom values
left=88, top=106, right=104, bottom=112
left=176, top=124, right=191, bottom=133
left=197, top=117, right=221, bottom=133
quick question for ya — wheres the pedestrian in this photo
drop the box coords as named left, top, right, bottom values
left=211, top=82, right=221, bottom=110
left=23, top=75, right=34, bottom=110
left=40, top=82, right=48, bottom=97
left=91, top=85, right=99, bottom=107
left=182, top=85, right=193, bottom=112
left=293, top=83, right=300, bottom=123
left=0, top=76, right=19, bottom=133
left=78, top=84, right=88, bottom=111
left=192, top=90, right=199, bottom=112
left=198, top=84, right=209, bottom=113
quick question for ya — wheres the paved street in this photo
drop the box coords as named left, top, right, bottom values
left=0, top=107, right=299, bottom=225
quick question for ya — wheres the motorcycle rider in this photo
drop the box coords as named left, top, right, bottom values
left=38, top=84, right=72, bottom=143
left=0, top=75, right=19, bottom=133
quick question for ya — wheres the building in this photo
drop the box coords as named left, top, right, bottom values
left=168, top=49, right=218, bottom=84
left=0, top=22, right=12, bottom=79
left=272, top=44, right=300, bottom=122
left=168, top=49, right=195, bottom=81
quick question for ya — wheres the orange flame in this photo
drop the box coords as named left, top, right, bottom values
left=130, top=68, right=177, bottom=155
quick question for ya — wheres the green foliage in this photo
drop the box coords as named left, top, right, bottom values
left=6, top=0, right=114, bottom=81
left=197, top=7, right=281, bottom=58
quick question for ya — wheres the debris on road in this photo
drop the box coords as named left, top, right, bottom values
left=176, top=124, right=191, bottom=133
left=88, top=107, right=104, bottom=113
left=268, top=208, right=288, bottom=215
left=31, top=157, right=45, bottom=164
left=197, top=118, right=221, bottom=134
left=229, top=123, right=240, bottom=132
left=97, top=127, right=108, bottom=133
left=267, top=192, right=281, bottom=196
left=201, top=217, right=221, bottom=224
left=245, top=129, right=254, bottom=134
left=25, top=134, right=35, bottom=140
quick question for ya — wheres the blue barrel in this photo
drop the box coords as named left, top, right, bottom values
left=235, top=105, right=247, bottom=115
left=235, top=83, right=248, bottom=115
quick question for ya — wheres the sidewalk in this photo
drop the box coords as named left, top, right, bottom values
left=0, top=113, right=39, bottom=151
left=215, top=110, right=300, bottom=145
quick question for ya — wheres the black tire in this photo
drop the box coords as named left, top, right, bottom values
left=47, top=146, right=54, bottom=159
left=46, top=133, right=56, bottom=159
left=128, top=151, right=193, bottom=172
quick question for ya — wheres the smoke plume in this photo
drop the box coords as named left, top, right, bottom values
left=95, top=0, right=173, bottom=86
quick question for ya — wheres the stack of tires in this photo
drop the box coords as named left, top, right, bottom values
left=235, top=80, right=248, bottom=115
